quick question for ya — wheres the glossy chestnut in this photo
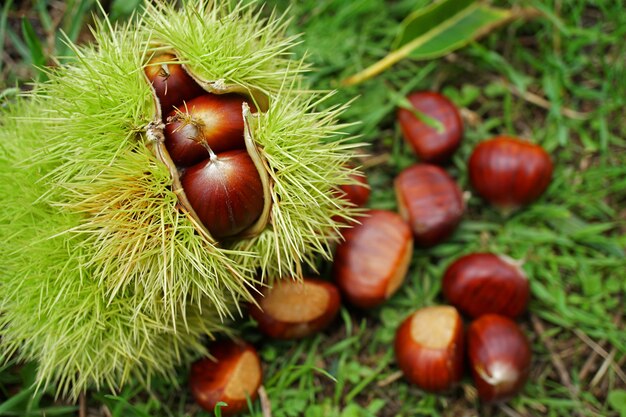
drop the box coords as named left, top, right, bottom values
left=394, top=164, right=464, bottom=247
left=189, top=339, right=262, bottom=416
left=468, top=136, right=553, bottom=210
left=165, top=93, right=255, bottom=167
left=467, top=314, right=532, bottom=402
left=333, top=210, right=412, bottom=308
left=249, top=278, right=341, bottom=339
left=442, top=253, right=529, bottom=319
left=180, top=149, right=264, bottom=239
left=144, top=53, right=204, bottom=116
left=395, top=305, right=464, bottom=392
left=397, top=91, right=463, bottom=163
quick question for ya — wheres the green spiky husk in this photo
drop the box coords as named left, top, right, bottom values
left=0, top=0, right=360, bottom=399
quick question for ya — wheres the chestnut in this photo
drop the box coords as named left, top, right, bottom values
left=337, top=169, right=370, bottom=208
left=397, top=91, right=463, bottom=163
left=249, top=278, right=341, bottom=339
left=165, top=94, right=255, bottom=167
left=442, top=253, right=529, bottom=319
left=189, top=339, right=262, bottom=416
left=467, top=314, right=532, bottom=402
left=144, top=53, right=204, bottom=116
left=395, top=305, right=464, bottom=392
left=468, top=136, right=553, bottom=210
left=394, top=164, right=464, bottom=247
left=333, top=210, right=412, bottom=308
left=180, top=149, right=264, bottom=239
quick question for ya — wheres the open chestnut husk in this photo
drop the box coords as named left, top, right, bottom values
left=394, top=164, right=464, bottom=247
left=146, top=55, right=272, bottom=243
left=467, top=314, right=532, bottom=402
left=395, top=305, right=465, bottom=392
left=0, top=2, right=366, bottom=399
left=397, top=91, right=463, bottom=163
left=468, top=136, right=553, bottom=210
left=189, top=339, right=262, bottom=416
left=442, top=253, right=529, bottom=319
left=249, top=278, right=341, bottom=339
left=333, top=210, right=413, bottom=308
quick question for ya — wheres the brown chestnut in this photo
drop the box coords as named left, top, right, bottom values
left=395, top=305, right=464, bottom=392
left=333, top=210, right=412, bottom=308
left=180, top=149, right=264, bottom=239
left=144, top=53, right=204, bottom=116
left=394, top=164, right=464, bottom=247
left=189, top=339, right=262, bottom=416
left=468, top=136, right=553, bottom=210
left=165, top=94, right=255, bottom=167
left=337, top=169, right=370, bottom=208
left=249, top=278, right=341, bottom=339
left=397, top=91, right=463, bottom=163
left=467, top=314, right=532, bottom=402
left=442, top=253, right=529, bottom=319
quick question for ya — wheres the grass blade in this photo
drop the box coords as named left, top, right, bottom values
left=21, top=17, right=47, bottom=81
left=0, top=0, right=13, bottom=75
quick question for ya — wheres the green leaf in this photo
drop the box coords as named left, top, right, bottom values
left=0, top=386, right=34, bottom=414
left=608, top=390, right=626, bottom=417
left=402, top=5, right=511, bottom=60
left=391, top=0, right=476, bottom=50
left=20, top=18, right=47, bottom=81
left=343, top=0, right=539, bottom=86
left=391, top=90, right=445, bottom=132
left=55, top=0, right=95, bottom=61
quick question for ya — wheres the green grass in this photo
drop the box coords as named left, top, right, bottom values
left=1, top=0, right=625, bottom=416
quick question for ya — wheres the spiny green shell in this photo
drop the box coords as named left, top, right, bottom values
left=0, top=0, right=359, bottom=399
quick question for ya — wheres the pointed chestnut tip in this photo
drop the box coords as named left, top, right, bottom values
left=395, top=305, right=464, bottom=392
left=144, top=53, right=205, bottom=116
left=180, top=149, right=265, bottom=239
left=164, top=93, right=253, bottom=166
left=249, top=278, right=341, bottom=339
left=467, top=314, right=532, bottom=402
left=189, top=339, right=262, bottom=416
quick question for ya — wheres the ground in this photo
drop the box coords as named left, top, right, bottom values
left=0, top=0, right=625, bottom=416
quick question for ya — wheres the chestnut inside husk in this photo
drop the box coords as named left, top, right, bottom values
left=144, top=52, right=273, bottom=243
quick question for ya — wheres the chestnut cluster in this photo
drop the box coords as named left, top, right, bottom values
left=396, top=253, right=532, bottom=402
left=184, top=90, right=554, bottom=415
left=391, top=91, right=550, bottom=401
left=185, top=177, right=372, bottom=415
left=188, top=278, right=343, bottom=415
left=397, top=90, right=553, bottom=213
left=145, top=54, right=265, bottom=239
